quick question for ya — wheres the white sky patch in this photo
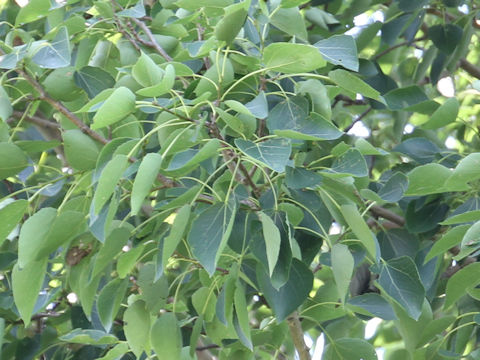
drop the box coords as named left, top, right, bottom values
left=414, top=48, right=423, bottom=58
left=122, top=245, right=131, bottom=252
left=312, top=333, right=325, bottom=360
left=329, top=222, right=341, bottom=235
left=346, top=10, right=384, bottom=36
left=365, top=317, right=382, bottom=339
left=458, top=4, right=469, bottom=14
left=437, top=77, right=455, bottom=97
left=15, top=0, right=28, bottom=6
left=376, top=347, right=386, bottom=360
left=445, top=136, right=457, bottom=149
left=67, top=292, right=78, bottom=304
left=404, top=123, right=414, bottom=134
left=348, top=121, right=371, bottom=138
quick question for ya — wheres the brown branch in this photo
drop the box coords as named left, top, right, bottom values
left=130, top=17, right=173, bottom=62
left=18, top=69, right=109, bottom=145
left=344, top=107, right=372, bottom=133
left=369, top=205, right=405, bottom=226
left=459, top=59, right=480, bottom=80
left=196, top=344, right=220, bottom=351
left=10, top=110, right=61, bottom=129
left=374, top=35, right=428, bottom=60
left=287, top=311, right=311, bottom=360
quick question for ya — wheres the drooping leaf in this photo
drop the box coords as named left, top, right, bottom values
left=258, top=211, right=282, bottom=277
left=215, top=2, right=248, bottom=44
left=422, top=97, right=459, bottom=129
left=0, top=199, right=28, bottom=247
left=151, top=313, right=182, bottom=359
left=331, top=244, right=354, bottom=302
left=233, top=283, right=253, bottom=350
left=263, top=43, right=326, bottom=73
left=188, top=200, right=237, bottom=275
left=329, top=69, right=383, bottom=101
left=131, top=153, right=162, bottom=215
left=314, top=35, right=359, bottom=71
left=91, top=87, right=136, bottom=130
left=124, top=300, right=151, bottom=357
left=63, top=130, right=100, bottom=171
left=97, top=278, right=129, bottom=332
left=235, top=138, right=292, bottom=173
left=340, top=204, right=377, bottom=260
left=0, top=85, right=12, bottom=121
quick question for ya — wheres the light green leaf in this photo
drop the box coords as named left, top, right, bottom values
left=314, top=35, right=359, bottom=71
left=31, top=27, right=71, bottom=69
left=235, top=138, right=292, bottom=173
left=97, top=278, right=129, bottom=332
left=136, top=64, right=176, bottom=97
left=164, top=139, right=220, bottom=176
left=0, top=199, right=28, bottom=247
left=445, top=262, right=480, bottom=308
left=323, top=338, right=378, bottom=360
left=340, top=204, right=377, bottom=260
left=124, top=300, right=151, bottom=357
left=405, top=163, right=457, bottom=196
left=422, top=97, right=459, bottom=129
left=446, top=153, right=480, bottom=189
left=215, top=2, right=248, bottom=44
left=92, top=227, right=130, bottom=277
left=15, top=0, right=50, bottom=25
left=131, top=153, right=162, bottom=215
left=424, top=224, right=469, bottom=263
left=0, top=142, right=29, bottom=180
left=258, top=211, right=282, bottom=277
left=270, top=7, right=307, bottom=40
left=12, top=259, right=47, bottom=326
left=441, top=210, right=480, bottom=225
left=97, top=343, right=129, bottom=360
left=0, top=85, right=12, bottom=121
left=331, top=244, right=354, bottom=302
left=263, top=43, right=326, bottom=74
left=63, top=130, right=100, bottom=171
left=92, top=87, right=136, bottom=130
left=117, top=244, right=145, bottom=278
left=192, top=287, right=216, bottom=322
left=461, top=220, right=480, bottom=247
left=151, top=313, right=182, bottom=359
left=377, top=256, right=425, bottom=320
left=93, top=154, right=129, bottom=214
left=59, top=329, right=118, bottom=345
left=117, top=0, right=145, bottom=17
left=188, top=200, right=237, bottom=275
left=329, top=69, right=383, bottom=101
left=132, top=52, right=164, bottom=87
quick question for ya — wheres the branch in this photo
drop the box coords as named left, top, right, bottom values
left=369, top=205, right=405, bottom=227
left=287, top=311, right=311, bottom=360
left=10, top=110, right=61, bottom=129
left=459, top=59, right=480, bottom=80
left=18, top=69, right=109, bottom=145
left=130, top=18, right=173, bottom=62
left=344, top=107, right=372, bottom=133
left=373, top=35, right=428, bottom=60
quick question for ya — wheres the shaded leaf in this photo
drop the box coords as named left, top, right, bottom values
left=314, top=35, right=359, bottom=71
left=74, top=66, right=115, bottom=98
left=32, top=27, right=71, bottom=69
left=235, top=138, right=292, bottom=173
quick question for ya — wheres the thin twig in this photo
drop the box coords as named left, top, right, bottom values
left=369, top=205, right=405, bottom=226
left=130, top=17, right=173, bottom=61
left=374, top=35, right=428, bottom=60
left=344, top=107, right=372, bottom=133
left=10, top=110, right=61, bottom=129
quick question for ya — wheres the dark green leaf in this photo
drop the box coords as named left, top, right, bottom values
left=285, top=167, right=322, bottom=189
left=429, top=24, right=463, bottom=54
left=314, top=35, right=359, bottom=71
left=323, top=338, right=378, bottom=360
left=347, top=294, right=397, bottom=320
left=0, top=199, right=28, bottom=247
left=235, top=138, right=292, bottom=173
left=74, top=66, right=115, bottom=98
left=331, top=148, right=368, bottom=177
left=32, top=27, right=71, bottom=68
left=378, top=172, right=408, bottom=202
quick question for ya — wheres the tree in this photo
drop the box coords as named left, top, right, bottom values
left=1, top=0, right=480, bottom=358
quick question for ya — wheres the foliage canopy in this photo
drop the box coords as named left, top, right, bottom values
left=1, top=0, right=480, bottom=359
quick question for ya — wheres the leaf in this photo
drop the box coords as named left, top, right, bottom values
left=92, top=87, right=136, bottom=130
left=258, top=212, right=282, bottom=277
left=461, top=220, right=480, bottom=247
left=92, top=227, right=130, bottom=277
left=215, top=2, right=248, bottom=44
left=136, top=64, right=176, bottom=97
left=12, top=259, right=47, bottom=326
left=340, top=204, right=377, bottom=260
left=378, top=172, right=408, bottom=202
left=93, top=154, right=129, bottom=214
left=323, top=338, right=378, bottom=360
left=331, top=148, right=368, bottom=177
left=0, top=142, right=29, bottom=180
left=63, top=130, right=100, bottom=171
left=405, top=163, right=455, bottom=196
left=331, top=244, right=354, bottom=302
left=31, top=27, right=71, bottom=69
left=124, top=300, right=151, bottom=357
left=0, top=85, right=12, bottom=121
left=424, top=225, right=469, bottom=263
left=59, top=329, right=118, bottom=345
left=441, top=210, right=480, bottom=225
left=445, top=263, right=480, bottom=308
left=132, top=52, right=164, bottom=88
left=429, top=24, right=463, bottom=54
left=393, top=138, right=440, bottom=165
left=192, top=287, right=216, bottom=322
left=329, top=69, right=382, bottom=101
left=235, top=138, right=292, bottom=173
left=376, top=256, right=425, bottom=320
left=164, top=139, right=220, bottom=176
left=285, top=166, right=322, bottom=190
left=347, top=293, right=397, bottom=320
left=151, top=313, right=182, bottom=359
left=256, top=258, right=313, bottom=322
left=314, top=35, right=359, bottom=71
left=446, top=153, right=480, bottom=189
left=131, top=153, right=162, bottom=215
left=188, top=201, right=237, bottom=275
left=234, top=283, right=253, bottom=350
left=263, top=43, right=326, bottom=73
left=97, top=343, right=129, bottom=360
left=245, top=91, right=268, bottom=119
left=270, top=7, right=307, bottom=40
left=15, top=0, right=50, bottom=25
left=384, top=86, right=430, bottom=110
left=74, top=66, right=115, bottom=98
left=117, top=244, right=145, bottom=278
left=97, top=278, right=129, bottom=332
left=162, top=205, right=191, bottom=274
left=0, top=199, right=28, bottom=247
left=422, top=97, right=459, bottom=129
left=117, top=0, right=145, bottom=17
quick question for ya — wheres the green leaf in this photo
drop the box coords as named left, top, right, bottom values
left=235, top=138, right=292, bottom=173
left=0, top=199, right=28, bottom=247
left=314, top=35, right=359, bottom=71
left=424, top=225, right=469, bottom=263
left=422, top=97, right=459, bottom=129
left=445, top=262, right=480, bottom=308
left=117, top=244, right=145, bottom=278
left=329, top=69, right=383, bottom=101
left=446, top=153, right=480, bottom=189
left=256, top=258, right=313, bottom=322
left=263, top=43, right=326, bottom=73
left=162, top=205, right=191, bottom=274
left=258, top=211, right=282, bottom=277
left=340, top=204, right=377, bottom=260
left=323, top=338, right=378, bottom=360
left=151, top=313, right=182, bottom=359
left=0, top=85, right=12, bottom=121
left=12, top=259, right=47, bottom=326
left=285, top=166, right=322, bottom=190
left=188, top=201, right=237, bottom=275
left=347, top=293, right=397, bottom=320
left=63, top=130, right=100, bottom=171
left=59, top=329, right=118, bottom=345
left=270, top=7, right=307, bottom=40
left=405, top=163, right=456, bottom=196
left=117, top=0, right=145, bottom=17
left=131, top=153, right=162, bottom=215
left=124, top=300, right=151, bottom=357
left=331, top=244, right=354, bottom=302
left=93, top=154, right=129, bottom=214
left=461, top=220, right=480, bottom=247
left=441, top=210, right=480, bottom=225
left=378, top=172, right=408, bottom=202
left=234, top=282, right=253, bottom=350
left=376, top=256, right=425, bottom=320
left=132, top=52, right=164, bottom=88
left=192, top=287, right=216, bottom=322
left=97, top=343, right=129, bottom=360
left=0, top=142, right=29, bottom=180
left=429, top=24, right=463, bottom=54
left=15, top=0, right=50, bottom=25
left=215, top=2, right=248, bottom=44
left=74, top=66, right=115, bottom=99
left=245, top=91, right=268, bottom=119
left=92, top=87, right=136, bottom=130
left=31, top=27, right=71, bottom=69
left=331, top=148, right=368, bottom=177
left=384, top=86, right=429, bottom=110
left=92, top=227, right=130, bottom=276
left=164, top=139, right=220, bottom=176
left=97, top=278, right=129, bottom=332
left=136, top=64, right=176, bottom=97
